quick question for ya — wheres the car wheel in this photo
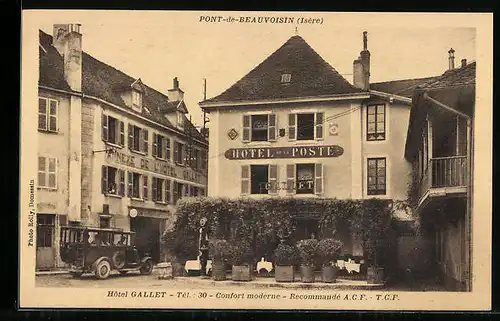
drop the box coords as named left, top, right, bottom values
left=95, top=259, right=111, bottom=279
left=139, top=259, right=153, bottom=275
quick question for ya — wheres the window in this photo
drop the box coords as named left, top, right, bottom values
left=367, top=104, right=386, bottom=141
left=152, top=177, right=165, bottom=202
left=200, top=150, right=207, bottom=171
left=38, top=97, right=58, bottom=132
left=101, top=166, right=125, bottom=196
left=38, top=156, right=57, bottom=189
left=143, top=175, right=149, bottom=200
left=192, top=149, right=200, bottom=170
left=191, top=186, right=199, bottom=197
left=174, top=141, right=185, bottom=165
left=99, top=216, right=111, bottom=229
left=177, top=112, right=184, bottom=129
left=288, top=113, right=324, bottom=141
left=281, top=73, right=291, bottom=83
left=173, top=181, right=184, bottom=204
left=296, top=164, right=315, bottom=194
left=128, top=171, right=141, bottom=198
left=132, top=90, right=142, bottom=107
left=102, top=115, right=125, bottom=146
left=242, top=114, right=277, bottom=142
left=251, top=165, right=269, bottom=194
left=152, top=133, right=170, bottom=160
left=367, top=158, right=386, bottom=195
left=128, top=124, right=148, bottom=154
left=37, top=214, right=55, bottom=248
left=165, top=179, right=172, bottom=204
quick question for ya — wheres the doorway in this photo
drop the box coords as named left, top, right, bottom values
left=130, top=216, right=162, bottom=263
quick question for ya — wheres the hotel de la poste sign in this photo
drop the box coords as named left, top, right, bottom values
left=224, top=145, right=344, bottom=160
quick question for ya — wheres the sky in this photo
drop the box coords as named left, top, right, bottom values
left=35, top=11, right=476, bottom=128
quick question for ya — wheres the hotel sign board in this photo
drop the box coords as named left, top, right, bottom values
left=224, top=145, right=344, bottom=160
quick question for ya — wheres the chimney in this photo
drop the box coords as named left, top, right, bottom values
left=353, top=31, right=370, bottom=90
left=448, top=48, right=455, bottom=70
left=168, top=77, right=184, bottom=102
left=461, top=59, right=467, bottom=68
left=52, top=24, right=82, bottom=92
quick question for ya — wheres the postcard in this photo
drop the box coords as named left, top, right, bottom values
left=19, top=10, right=492, bottom=310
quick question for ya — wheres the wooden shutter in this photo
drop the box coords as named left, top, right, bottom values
left=127, top=172, right=133, bottom=197
left=268, top=164, right=278, bottom=195
left=268, top=114, right=277, bottom=142
left=165, top=180, right=171, bottom=204
left=315, top=112, right=324, bottom=140
left=119, top=170, right=125, bottom=196
left=101, top=166, right=108, bottom=194
left=152, top=133, right=158, bottom=157
left=173, top=181, right=178, bottom=204
left=286, top=164, right=296, bottom=194
left=128, top=124, right=133, bottom=149
left=182, top=144, right=187, bottom=165
left=102, top=115, right=108, bottom=141
left=119, top=121, right=125, bottom=146
left=173, top=141, right=179, bottom=164
left=166, top=138, right=171, bottom=161
left=152, top=178, right=157, bottom=202
left=143, top=129, right=149, bottom=154
left=143, top=175, right=148, bottom=200
left=314, top=163, right=324, bottom=195
left=241, top=165, right=250, bottom=195
left=242, top=115, right=250, bottom=142
left=288, top=114, right=296, bottom=140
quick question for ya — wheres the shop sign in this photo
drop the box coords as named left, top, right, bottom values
left=224, top=145, right=343, bottom=160
left=105, top=148, right=207, bottom=185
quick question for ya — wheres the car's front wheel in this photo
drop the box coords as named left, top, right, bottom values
left=95, top=259, right=111, bottom=279
left=139, top=259, right=153, bottom=275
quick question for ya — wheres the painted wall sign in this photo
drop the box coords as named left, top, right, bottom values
left=105, top=148, right=207, bottom=185
left=224, top=145, right=344, bottom=160
left=227, top=128, right=239, bottom=140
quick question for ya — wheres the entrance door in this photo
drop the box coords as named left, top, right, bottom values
left=36, top=214, right=56, bottom=270
left=130, top=216, right=161, bottom=263
left=294, top=219, right=319, bottom=241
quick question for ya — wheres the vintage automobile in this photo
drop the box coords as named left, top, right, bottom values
left=60, top=226, right=154, bottom=279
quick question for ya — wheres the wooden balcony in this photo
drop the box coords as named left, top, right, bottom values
left=417, top=156, right=468, bottom=207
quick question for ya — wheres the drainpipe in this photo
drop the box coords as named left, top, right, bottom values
left=423, top=92, right=473, bottom=292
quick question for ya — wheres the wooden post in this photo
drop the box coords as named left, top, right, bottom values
left=464, top=118, right=472, bottom=291
left=427, top=114, right=433, bottom=187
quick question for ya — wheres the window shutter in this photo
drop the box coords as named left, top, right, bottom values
left=165, top=180, right=171, bottom=204
left=173, top=141, right=179, bottom=164
left=128, top=124, right=133, bottom=149
left=101, top=166, right=108, bottom=194
left=173, top=182, right=179, bottom=204
left=152, top=178, right=157, bottom=202
left=119, top=121, right=125, bottom=146
left=268, top=114, right=277, bottom=142
left=166, top=138, right=171, bottom=161
left=241, top=165, right=250, bottom=195
left=143, top=129, right=149, bottom=154
left=182, top=144, right=187, bottom=165
left=315, top=112, right=324, bottom=140
left=286, top=164, right=296, bottom=194
left=288, top=114, right=296, bottom=141
left=152, top=133, right=158, bottom=157
left=268, top=164, right=278, bottom=195
left=102, top=115, right=108, bottom=141
left=314, top=163, right=324, bottom=195
left=242, top=115, right=250, bottom=142
left=143, top=175, right=148, bottom=200
left=119, top=170, right=125, bottom=196
left=127, top=172, right=133, bottom=197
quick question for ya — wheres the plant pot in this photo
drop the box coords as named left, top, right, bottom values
left=275, top=266, right=295, bottom=282
left=367, top=267, right=384, bottom=284
left=212, top=261, right=226, bottom=281
left=321, top=265, right=338, bottom=283
left=300, top=265, right=315, bottom=283
left=232, top=265, right=253, bottom=281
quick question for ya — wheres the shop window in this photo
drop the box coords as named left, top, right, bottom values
left=367, top=158, right=386, bottom=195
left=152, top=177, right=165, bottom=202
left=128, top=124, right=148, bottom=154
left=38, top=97, right=58, bottom=132
left=37, top=214, right=55, bottom=248
left=102, top=166, right=125, bottom=196
left=102, top=115, right=125, bottom=146
left=288, top=113, right=324, bottom=141
left=251, top=165, right=269, bottom=194
left=38, top=156, right=57, bottom=189
left=242, top=114, right=277, bottom=142
left=367, top=104, right=386, bottom=141
left=128, top=171, right=141, bottom=198
left=296, top=164, right=315, bottom=194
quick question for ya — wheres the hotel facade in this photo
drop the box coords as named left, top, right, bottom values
left=37, top=24, right=208, bottom=269
left=200, top=33, right=430, bottom=254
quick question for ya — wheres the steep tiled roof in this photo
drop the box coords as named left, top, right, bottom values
left=38, top=30, right=206, bottom=143
left=417, top=61, right=476, bottom=90
left=203, top=35, right=365, bottom=104
left=370, top=76, right=440, bottom=98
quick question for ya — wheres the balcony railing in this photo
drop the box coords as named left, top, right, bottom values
left=417, top=156, right=467, bottom=205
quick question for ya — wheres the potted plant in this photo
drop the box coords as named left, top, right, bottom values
left=296, top=239, right=319, bottom=283
left=273, top=243, right=300, bottom=282
left=209, top=239, right=231, bottom=281
left=317, top=238, right=343, bottom=283
left=228, top=242, right=254, bottom=281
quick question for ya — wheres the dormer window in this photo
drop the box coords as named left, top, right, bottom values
left=132, top=90, right=142, bottom=112
left=281, top=73, right=291, bottom=83
left=177, top=112, right=184, bottom=129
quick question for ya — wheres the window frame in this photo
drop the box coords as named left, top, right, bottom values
left=295, top=163, right=315, bottom=195
left=38, top=156, right=57, bottom=190
left=102, top=165, right=125, bottom=197
left=38, top=97, right=58, bottom=133
left=366, top=104, right=386, bottom=141
left=367, top=157, right=387, bottom=196
left=152, top=177, right=165, bottom=203
left=132, top=90, right=143, bottom=109
left=250, top=164, right=269, bottom=195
